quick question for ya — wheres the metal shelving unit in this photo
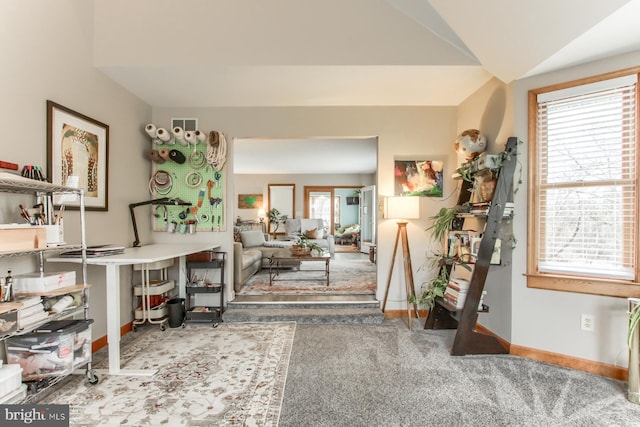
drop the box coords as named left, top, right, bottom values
left=0, top=174, right=97, bottom=401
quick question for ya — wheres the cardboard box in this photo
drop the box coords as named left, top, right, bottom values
left=13, top=271, right=76, bottom=293
left=0, top=225, right=47, bottom=252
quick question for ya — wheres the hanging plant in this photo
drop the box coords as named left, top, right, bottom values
left=426, top=205, right=461, bottom=243
left=456, top=162, right=474, bottom=182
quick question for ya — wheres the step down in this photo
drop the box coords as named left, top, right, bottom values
left=224, top=301, right=384, bottom=324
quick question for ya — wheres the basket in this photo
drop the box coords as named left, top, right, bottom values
left=290, top=246, right=311, bottom=256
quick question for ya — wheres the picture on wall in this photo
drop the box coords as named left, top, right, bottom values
left=238, top=194, right=263, bottom=209
left=394, top=159, right=443, bottom=197
left=47, top=100, right=110, bottom=211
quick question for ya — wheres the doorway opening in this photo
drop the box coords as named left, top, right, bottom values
left=232, top=136, right=378, bottom=301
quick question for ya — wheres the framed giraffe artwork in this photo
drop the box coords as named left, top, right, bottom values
left=47, top=100, right=110, bottom=211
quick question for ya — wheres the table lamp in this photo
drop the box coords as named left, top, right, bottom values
left=381, top=196, right=421, bottom=330
left=257, top=208, right=266, bottom=233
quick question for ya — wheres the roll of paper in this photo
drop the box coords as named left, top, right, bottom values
left=156, top=128, right=171, bottom=143
left=195, top=130, right=207, bottom=143
left=158, top=149, right=171, bottom=161
left=146, top=150, right=165, bottom=163
left=145, top=123, right=157, bottom=139
left=172, top=127, right=187, bottom=146
left=184, top=131, right=197, bottom=145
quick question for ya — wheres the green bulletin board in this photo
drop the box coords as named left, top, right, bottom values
left=149, top=137, right=226, bottom=233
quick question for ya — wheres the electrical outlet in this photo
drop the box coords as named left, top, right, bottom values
left=581, top=314, right=594, bottom=332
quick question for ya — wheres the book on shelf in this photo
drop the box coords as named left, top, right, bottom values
left=447, top=231, right=480, bottom=263
left=17, top=302, right=45, bottom=320
left=467, top=201, right=513, bottom=217
left=443, top=289, right=486, bottom=310
left=18, top=310, right=50, bottom=330
left=469, top=235, right=502, bottom=265
left=14, top=296, right=43, bottom=310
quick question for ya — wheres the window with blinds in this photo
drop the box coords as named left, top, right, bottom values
left=532, top=73, right=638, bottom=286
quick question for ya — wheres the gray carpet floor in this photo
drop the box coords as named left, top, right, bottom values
left=279, top=319, right=640, bottom=427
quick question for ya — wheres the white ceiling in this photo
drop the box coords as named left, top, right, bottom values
left=93, top=0, right=640, bottom=108
left=92, top=0, right=640, bottom=174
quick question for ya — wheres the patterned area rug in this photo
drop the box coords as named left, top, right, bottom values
left=239, top=254, right=376, bottom=296
left=39, top=322, right=295, bottom=426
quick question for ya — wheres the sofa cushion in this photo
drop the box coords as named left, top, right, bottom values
left=285, top=218, right=302, bottom=238
left=240, top=230, right=266, bottom=248
left=242, top=248, right=262, bottom=269
left=304, top=228, right=319, bottom=239
left=301, top=219, right=323, bottom=237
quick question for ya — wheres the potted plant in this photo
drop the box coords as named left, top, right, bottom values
left=628, top=298, right=640, bottom=403
left=291, top=234, right=324, bottom=256
left=412, top=260, right=450, bottom=309
left=267, top=208, right=288, bottom=238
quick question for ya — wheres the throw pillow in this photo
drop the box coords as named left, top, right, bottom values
left=240, top=230, right=266, bottom=248
left=304, top=228, right=319, bottom=239
left=233, top=227, right=243, bottom=242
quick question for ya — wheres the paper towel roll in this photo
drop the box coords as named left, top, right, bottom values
left=184, top=131, right=197, bottom=145
left=145, top=124, right=157, bottom=139
left=195, top=130, right=207, bottom=143
left=172, top=127, right=187, bottom=146
left=156, top=128, right=171, bottom=143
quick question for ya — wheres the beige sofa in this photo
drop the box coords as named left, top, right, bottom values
left=233, top=231, right=297, bottom=291
left=233, top=222, right=335, bottom=291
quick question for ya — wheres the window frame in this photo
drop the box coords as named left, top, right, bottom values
left=527, top=66, right=640, bottom=298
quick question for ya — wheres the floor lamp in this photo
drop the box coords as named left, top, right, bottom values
left=382, top=196, right=421, bottom=330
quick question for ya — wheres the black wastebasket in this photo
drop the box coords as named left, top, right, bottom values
left=167, top=298, right=185, bottom=328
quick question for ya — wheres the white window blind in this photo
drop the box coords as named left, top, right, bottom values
left=536, top=75, right=637, bottom=280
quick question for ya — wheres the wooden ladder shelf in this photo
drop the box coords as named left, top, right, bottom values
left=424, top=136, right=518, bottom=356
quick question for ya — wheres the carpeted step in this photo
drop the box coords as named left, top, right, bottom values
left=223, top=306, right=385, bottom=324
left=227, top=301, right=380, bottom=310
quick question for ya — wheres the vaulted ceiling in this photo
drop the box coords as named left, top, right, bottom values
left=94, top=0, right=640, bottom=108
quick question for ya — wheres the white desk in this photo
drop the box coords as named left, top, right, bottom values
left=49, top=243, right=219, bottom=377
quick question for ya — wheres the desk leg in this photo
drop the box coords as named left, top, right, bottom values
left=100, top=264, right=157, bottom=377
left=178, top=255, right=187, bottom=299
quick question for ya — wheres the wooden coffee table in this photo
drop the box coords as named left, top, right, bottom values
left=268, top=253, right=331, bottom=286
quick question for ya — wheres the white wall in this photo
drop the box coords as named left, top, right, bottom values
left=152, top=106, right=458, bottom=309
left=512, top=50, right=640, bottom=366
left=0, top=1, right=151, bottom=341
left=456, top=78, right=515, bottom=340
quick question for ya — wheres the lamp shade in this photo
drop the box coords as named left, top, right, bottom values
left=384, top=196, right=420, bottom=220
left=257, top=208, right=266, bottom=218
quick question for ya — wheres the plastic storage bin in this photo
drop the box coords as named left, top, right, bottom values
left=5, top=319, right=93, bottom=381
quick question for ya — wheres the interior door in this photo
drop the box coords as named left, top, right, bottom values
left=359, top=185, right=376, bottom=254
